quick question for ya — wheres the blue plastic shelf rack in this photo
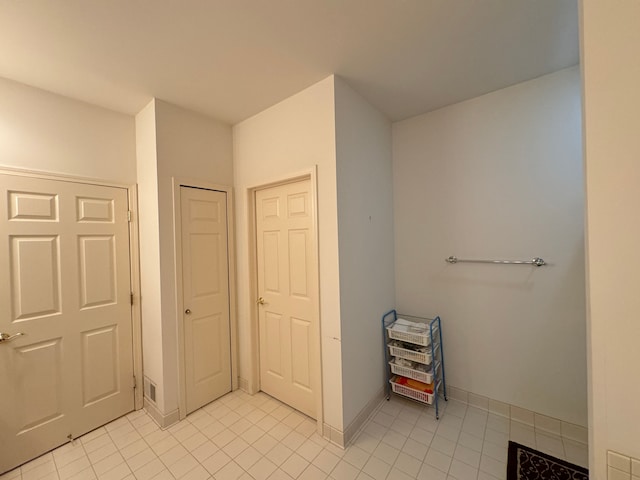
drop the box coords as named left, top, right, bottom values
left=382, top=309, right=448, bottom=419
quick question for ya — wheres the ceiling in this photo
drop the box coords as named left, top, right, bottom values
left=0, top=1, right=579, bottom=125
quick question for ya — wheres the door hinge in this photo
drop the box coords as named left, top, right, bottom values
left=133, top=375, right=137, bottom=389
left=127, top=210, right=132, bottom=222
left=130, top=292, right=134, bottom=306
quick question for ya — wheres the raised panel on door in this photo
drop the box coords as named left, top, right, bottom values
left=76, top=197, right=114, bottom=223
left=192, top=314, right=223, bottom=383
left=78, top=235, right=117, bottom=309
left=263, top=231, right=281, bottom=294
left=8, top=191, right=58, bottom=221
left=261, top=196, right=280, bottom=219
left=290, top=318, right=312, bottom=391
left=14, top=338, right=65, bottom=431
left=255, top=179, right=318, bottom=419
left=287, top=191, right=309, bottom=218
left=181, top=187, right=231, bottom=414
left=190, top=233, right=221, bottom=296
left=81, top=326, right=120, bottom=406
left=10, top=235, right=62, bottom=320
left=288, top=230, right=309, bottom=298
left=0, top=174, right=134, bottom=474
left=263, top=311, right=285, bottom=380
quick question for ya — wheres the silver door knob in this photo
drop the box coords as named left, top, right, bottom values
left=257, top=297, right=265, bottom=305
left=0, top=332, right=24, bottom=343
left=185, top=309, right=191, bottom=315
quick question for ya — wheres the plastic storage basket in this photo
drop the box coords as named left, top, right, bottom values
left=389, top=376, right=434, bottom=405
left=386, top=318, right=435, bottom=347
left=389, top=358, right=434, bottom=384
left=388, top=343, right=433, bottom=365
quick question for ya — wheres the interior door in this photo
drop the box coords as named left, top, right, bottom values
left=255, top=178, right=319, bottom=418
left=181, top=186, right=232, bottom=414
left=0, top=174, right=134, bottom=474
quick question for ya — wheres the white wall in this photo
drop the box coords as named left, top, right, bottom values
left=334, top=78, right=395, bottom=429
left=233, top=77, right=345, bottom=430
left=155, top=100, right=233, bottom=414
left=581, top=2, right=640, bottom=477
left=0, top=76, right=136, bottom=183
left=135, top=99, right=233, bottom=415
left=393, top=67, right=586, bottom=425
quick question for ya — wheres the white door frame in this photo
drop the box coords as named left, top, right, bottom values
left=248, top=167, right=323, bottom=434
left=0, top=166, right=144, bottom=410
left=173, top=177, right=238, bottom=420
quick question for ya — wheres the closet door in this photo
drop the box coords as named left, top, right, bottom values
left=0, top=174, right=134, bottom=474
left=255, top=178, right=319, bottom=418
left=181, top=186, right=232, bottom=413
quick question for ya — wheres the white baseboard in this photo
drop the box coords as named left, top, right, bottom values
left=446, top=384, right=588, bottom=443
left=238, top=377, right=250, bottom=393
left=322, top=387, right=387, bottom=449
left=238, top=376, right=259, bottom=395
left=144, top=398, right=180, bottom=429
left=344, top=387, right=386, bottom=447
left=322, top=423, right=345, bottom=448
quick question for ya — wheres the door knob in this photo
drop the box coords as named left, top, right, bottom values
left=257, top=297, right=265, bottom=305
left=0, top=332, right=24, bottom=343
left=185, top=309, right=191, bottom=315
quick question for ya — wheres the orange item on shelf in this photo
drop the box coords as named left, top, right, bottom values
left=396, top=376, right=434, bottom=394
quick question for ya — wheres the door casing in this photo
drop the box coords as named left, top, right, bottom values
left=247, top=167, right=323, bottom=434
left=173, top=177, right=238, bottom=420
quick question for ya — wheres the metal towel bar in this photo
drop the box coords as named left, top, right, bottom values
left=445, top=256, right=546, bottom=267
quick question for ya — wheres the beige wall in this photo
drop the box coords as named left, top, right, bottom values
left=233, top=76, right=345, bottom=430
left=135, top=100, right=165, bottom=409
left=135, top=99, right=233, bottom=415
left=393, top=67, right=586, bottom=425
left=156, top=100, right=233, bottom=414
left=0, top=76, right=136, bottom=183
left=334, top=77, right=395, bottom=430
left=581, top=1, right=640, bottom=477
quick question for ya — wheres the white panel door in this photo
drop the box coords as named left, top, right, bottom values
left=181, top=186, right=231, bottom=414
left=0, top=174, right=134, bottom=474
left=255, top=179, right=319, bottom=418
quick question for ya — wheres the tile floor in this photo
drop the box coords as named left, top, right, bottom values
left=1, top=390, right=588, bottom=480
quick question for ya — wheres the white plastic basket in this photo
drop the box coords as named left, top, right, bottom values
left=386, top=318, right=435, bottom=346
left=388, top=344, right=432, bottom=365
left=389, top=376, right=434, bottom=405
left=389, top=359, right=434, bottom=384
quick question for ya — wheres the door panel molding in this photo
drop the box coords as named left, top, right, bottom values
left=172, top=178, right=238, bottom=420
